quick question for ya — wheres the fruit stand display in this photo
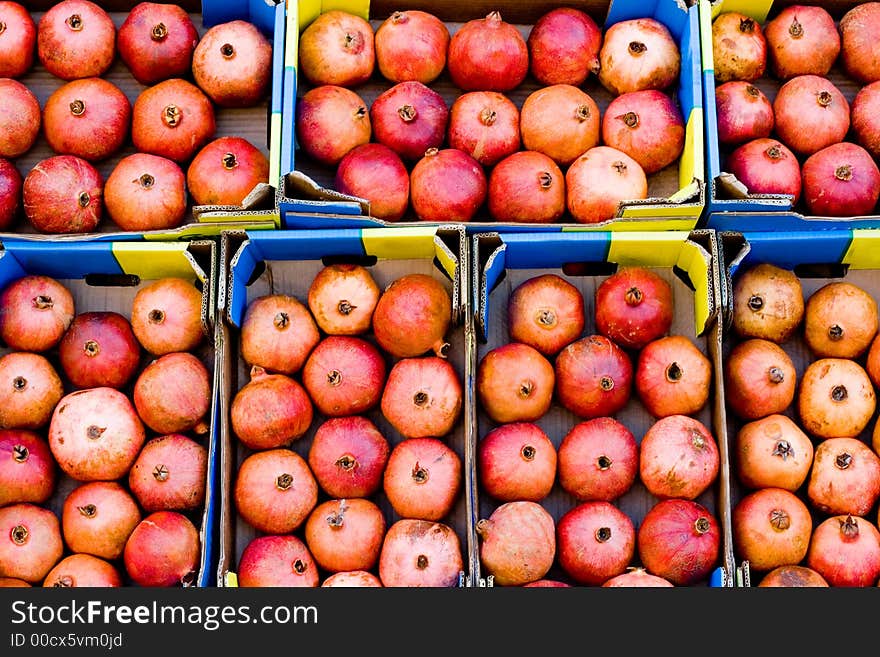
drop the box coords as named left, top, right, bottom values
left=721, top=230, right=880, bottom=587
left=276, top=0, right=705, bottom=231
left=471, top=229, right=736, bottom=586
left=0, top=238, right=220, bottom=587
left=0, top=0, right=282, bottom=239
left=215, top=226, right=478, bottom=587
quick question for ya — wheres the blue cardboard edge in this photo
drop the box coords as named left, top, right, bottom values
left=200, top=0, right=278, bottom=34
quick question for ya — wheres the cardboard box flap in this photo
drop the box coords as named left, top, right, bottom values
left=201, top=0, right=281, bottom=34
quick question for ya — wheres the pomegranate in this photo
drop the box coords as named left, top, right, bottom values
left=384, top=437, right=461, bottom=521
left=731, top=263, right=804, bottom=343
left=410, top=148, right=487, bottom=222
left=192, top=19, right=273, bottom=108
left=334, top=143, right=410, bottom=222
left=852, top=81, right=880, bottom=159
left=447, top=91, right=520, bottom=167
left=304, top=498, right=386, bottom=573
left=476, top=501, right=556, bottom=587
left=806, top=514, right=880, bottom=587
left=639, top=414, right=720, bottom=500
left=447, top=11, right=528, bottom=92
left=519, top=85, right=599, bottom=168
left=733, top=487, right=813, bottom=572
left=307, top=415, right=389, bottom=499
left=237, top=535, right=318, bottom=588
left=711, top=12, right=767, bottom=83
left=557, top=501, right=635, bottom=586
left=240, top=292, right=321, bottom=375
left=372, top=273, right=451, bottom=359
left=0, top=78, right=40, bottom=158
left=523, top=579, right=571, bottom=588
left=230, top=367, right=313, bottom=450
left=0, top=157, right=21, bottom=229
left=42, top=77, right=131, bottom=163
left=43, top=554, right=121, bottom=588
left=0, top=503, right=63, bottom=583
left=602, top=90, right=685, bottom=175
left=507, top=274, right=583, bottom=356
left=381, top=356, right=462, bottom=439
left=773, top=75, right=850, bottom=156
left=595, top=266, right=673, bottom=350
left=714, top=82, right=774, bottom=146
left=296, top=85, right=371, bottom=167
left=104, top=153, right=187, bottom=231
left=635, top=335, right=712, bottom=418
left=797, top=358, right=876, bottom=440
left=867, top=332, right=880, bottom=389
left=477, top=422, right=556, bottom=503
left=61, top=481, right=140, bottom=560
left=379, top=519, right=463, bottom=587
left=528, top=7, right=601, bottom=87
left=298, top=10, right=374, bottom=88
left=477, top=342, right=555, bottom=424
left=233, top=448, right=317, bottom=534
left=58, top=311, right=141, bottom=390
left=0, top=1, right=35, bottom=78
left=49, top=387, right=146, bottom=482
left=726, top=138, right=802, bottom=204
left=123, top=511, right=200, bottom=587
left=808, top=437, right=880, bottom=517
left=117, top=2, right=200, bottom=85
left=187, top=136, right=270, bottom=206
left=565, top=146, right=648, bottom=224
left=133, top=352, right=211, bottom=435
left=725, top=338, right=796, bottom=420
left=302, top=335, right=386, bottom=417
left=0, top=352, right=63, bottom=430
left=0, top=430, right=56, bottom=506
left=0, top=578, right=30, bottom=587
left=374, top=10, right=449, bottom=84
left=764, top=5, right=840, bottom=79
left=307, top=263, right=380, bottom=335
left=602, top=568, right=674, bottom=587
left=555, top=335, right=633, bottom=419
left=487, top=150, right=565, bottom=224
left=802, top=142, right=880, bottom=217
left=734, top=414, right=814, bottom=491
left=637, top=499, right=721, bottom=586
left=23, top=154, right=103, bottom=233
left=371, top=81, right=449, bottom=163
left=37, top=0, right=115, bottom=80
left=598, top=17, right=681, bottom=94
left=131, top=78, right=216, bottom=164
left=322, top=571, right=382, bottom=587
left=758, top=564, right=829, bottom=587
left=130, top=277, right=204, bottom=355
left=557, top=417, right=638, bottom=503
left=804, top=281, right=878, bottom=358
left=0, top=275, right=74, bottom=352
left=839, top=3, right=880, bottom=84
left=129, top=434, right=207, bottom=513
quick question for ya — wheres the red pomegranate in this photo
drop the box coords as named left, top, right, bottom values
left=381, top=356, right=462, bottom=439
left=0, top=1, right=36, bottom=78
left=49, top=387, right=146, bottom=482
left=123, top=511, right=200, bottom=587
left=0, top=274, right=74, bottom=352
left=296, top=85, right=371, bottom=168
left=297, top=10, right=374, bottom=88
left=724, top=338, right=797, bottom=420
left=370, top=81, right=449, bottom=163
left=37, top=0, right=115, bottom=80
left=0, top=430, right=56, bottom=507
left=447, top=91, right=520, bottom=167
left=307, top=263, right=380, bottom=336
left=307, top=416, right=389, bottom=499
left=773, top=75, right=850, bottom=157
left=806, top=514, right=880, bottom=587
left=104, top=153, right=187, bottom=232
left=527, top=7, right=601, bottom=87
left=128, top=434, right=207, bottom=513
left=0, top=352, right=63, bottom=430
left=519, top=84, right=600, bottom=168
left=732, top=487, right=813, bottom=572
left=595, top=266, right=673, bottom=350
left=477, top=342, right=555, bottom=424
left=557, top=417, right=639, bottom=503
left=477, top=422, right=557, bottom=503
left=734, top=414, right=814, bottom=492
left=507, top=273, right=584, bottom=356
left=133, top=352, right=211, bottom=435
left=322, top=571, right=382, bottom=587
left=117, top=1, right=200, bottom=85
left=839, top=3, right=880, bottom=84
left=598, top=17, right=681, bottom=94
left=23, top=154, right=103, bottom=233
left=0, top=503, right=63, bottom=583
left=43, top=554, right=121, bottom=588
left=714, top=81, right=774, bottom=146
left=334, top=143, right=410, bottom=222
left=711, top=11, right=766, bottom=83
left=602, top=568, right=674, bottom=587
left=565, top=146, right=648, bottom=224
left=635, top=335, right=712, bottom=418
left=233, top=448, right=318, bottom=535
left=477, top=501, right=556, bottom=586
left=487, top=151, right=566, bottom=224
left=187, top=136, right=270, bottom=206
left=61, top=481, right=141, bottom=561
left=302, top=335, right=386, bottom=417
left=0, top=157, right=21, bottom=229
left=192, top=19, right=273, bottom=108
left=379, top=519, right=463, bottom=587
left=852, top=82, right=880, bottom=160
left=557, top=501, right=635, bottom=586
left=130, top=277, right=204, bottom=355
left=58, top=311, right=141, bottom=390
left=726, top=138, right=802, bottom=204
left=447, top=11, right=528, bottom=92
left=764, top=5, right=840, bottom=79
left=807, top=437, right=880, bottom=517
left=372, top=273, right=452, bottom=359
left=237, top=535, right=318, bottom=588
left=410, top=148, right=487, bottom=222
left=374, top=10, right=449, bottom=84
left=802, top=142, right=880, bottom=217
left=639, top=415, right=720, bottom=500
left=240, top=293, right=320, bottom=374
left=384, top=437, right=461, bottom=521
left=230, top=367, right=314, bottom=450
left=555, top=335, right=633, bottom=419
left=304, top=498, right=386, bottom=573
left=0, top=78, right=41, bottom=158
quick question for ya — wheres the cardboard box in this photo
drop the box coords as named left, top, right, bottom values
left=276, top=0, right=705, bottom=232
left=0, top=238, right=220, bottom=586
left=215, top=225, right=477, bottom=587
left=473, top=229, right=735, bottom=586
left=700, top=0, right=880, bottom=230
left=2, top=0, right=282, bottom=240
left=720, top=229, right=880, bottom=586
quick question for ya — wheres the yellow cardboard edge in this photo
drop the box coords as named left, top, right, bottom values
left=111, top=243, right=199, bottom=280
left=844, top=230, right=880, bottom=269
left=224, top=572, right=238, bottom=587
left=360, top=225, right=439, bottom=260
left=680, top=108, right=704, bottom=191
left=699, top=0, right=714, bottom=71
left=296, top=0, right=370, bottom=31
left=286, top=1, right=301, bottom=68
left=676, top=241, right=712, bottom=335
left=709, top=0, right=770, bottom=22
left=433, top=234, right=458, bottom=282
